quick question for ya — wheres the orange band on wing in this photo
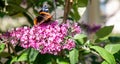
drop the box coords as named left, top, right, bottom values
left=39, top=12, right=51, bottom=16
left=34, top=18, right=37, bottom=25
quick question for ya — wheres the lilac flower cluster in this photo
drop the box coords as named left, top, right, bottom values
left=1, top=20, right=81, bottom=55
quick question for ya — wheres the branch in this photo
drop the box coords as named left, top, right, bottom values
left=62, top=0, right=73, bottom=23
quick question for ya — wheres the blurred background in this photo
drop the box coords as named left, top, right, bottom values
left=100, top=0, right=120, bottom=34
left=0, top=0, right=120, bottom=35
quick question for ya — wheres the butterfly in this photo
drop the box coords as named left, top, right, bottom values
left=34, top=5, right=52, bottom=25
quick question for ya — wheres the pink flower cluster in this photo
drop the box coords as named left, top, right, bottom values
left=1, top=20, right=81, bottom=55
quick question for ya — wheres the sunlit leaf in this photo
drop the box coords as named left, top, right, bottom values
left=102, top=61, right=109, bottom=64
left=18, top=52, right=28, bottom=61
left=69, top=48, right=79, bottom=64
left=105, top=44, right=120, bottom=54
left=0, top=43, right=5, bottom=53
left=74, top=34, right=87, bottom=45
left=11, top=51, right=28, bottom=64
left=10, top=57, right=17, bottom=64
left=90, top=46, right=116, bottom=64
left=57, top=62, right=69, bottom=64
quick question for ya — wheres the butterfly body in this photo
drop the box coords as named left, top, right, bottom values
left=34, top=6, right=52, bottom=25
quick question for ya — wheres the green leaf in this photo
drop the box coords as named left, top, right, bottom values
left=78, top=0, right=88, bottom=7
left=71, top=5, right=81, bottom=21
left=33, top=54, right=52, bottom=64
left=10, top=57, right=17, bottom=64
left=18, top=52, right=28, bottom=61
left=94, top=38, right=103, bottom=43
left=15, top=45, right=24, bottom=52
left=57, top=62, right=69, bottom=64
left=27, top=48, right=39, bottom=63
left=11, top=51, right=28, bottom=64
left=108, top=36, right=120, bottom=43
left=57, top=58, right=69, bottom=64
left=0, top=43, right=5, bottom=53
left=74, top=34, right=87, bottom=45
left=105, top=44, right=120, bottom=54
left=90, top=46, right=116, bottom=64
left=69, top=48, right=79, bottom=64
left=6, top=3, right=25, bottom=15
left=114, top=50, right=120, bottom=62
left=11, top=48, right=39, bottom=64
left=94, top=36, right=108, bottom=43
left=96, top=25, right=114, bottom=38
left=102, top=61, right=109, bottom=64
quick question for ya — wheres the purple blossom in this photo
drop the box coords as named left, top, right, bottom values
left=0, top=20, right=81, bottom=55
left=1, top=32, right=10, bottom=39
left=71, top=23, right=81, bottom=36
left=81, top=22, right=101, bottom=33
left=63, top=39, right=75, bottom=50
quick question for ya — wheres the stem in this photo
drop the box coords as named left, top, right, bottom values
left=62, top=0, right=73, bottom=23
left=7, top=43, right=11, bottom=54
left=6, top=42, right=15, bottom=55
left=9, top=43, right=17, bottom=56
